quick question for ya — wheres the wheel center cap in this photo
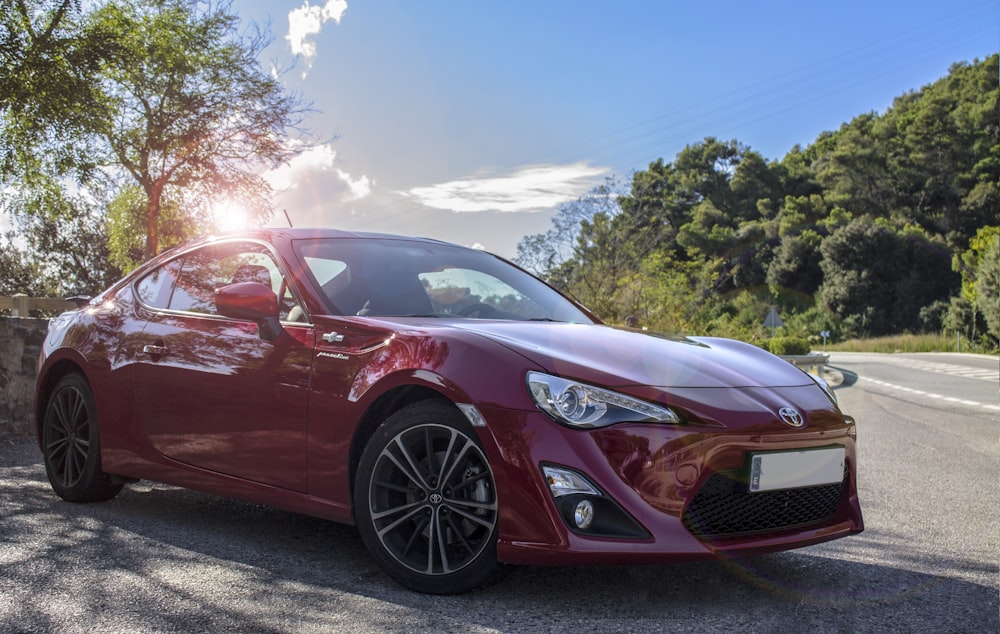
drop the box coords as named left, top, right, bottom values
left=429, top=492, right=443, bottom=504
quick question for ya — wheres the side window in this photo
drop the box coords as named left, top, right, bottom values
left=168, top=243, right=284, bottom=316
left=303, top=256, right=352, bottom=313
left=134, top=258, right=183, bottom=309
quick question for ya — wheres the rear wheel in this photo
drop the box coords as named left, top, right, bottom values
left=42, top=373, right=123, bottom=503
left=354, top=401, right=501, bottom=594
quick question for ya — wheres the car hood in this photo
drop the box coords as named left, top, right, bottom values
left=450, top=322, right=811, bottom=389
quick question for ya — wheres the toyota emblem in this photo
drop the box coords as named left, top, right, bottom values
left=778, top=407, right=804, bottom=427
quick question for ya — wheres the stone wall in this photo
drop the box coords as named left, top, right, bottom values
left=0, top=317, right=48, bottom=439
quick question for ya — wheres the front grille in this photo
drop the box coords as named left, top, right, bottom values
left=682, top=467, right=847, bottom=540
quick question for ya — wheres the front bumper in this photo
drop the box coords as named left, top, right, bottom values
left=476, top=406, right=864, bottom=566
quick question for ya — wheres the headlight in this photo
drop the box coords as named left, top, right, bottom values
left=526, top=371, right=680, bottom=428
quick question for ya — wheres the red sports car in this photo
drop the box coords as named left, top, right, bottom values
left=36, top=228, right=863, bottom=593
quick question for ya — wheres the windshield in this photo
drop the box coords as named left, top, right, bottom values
left=293, top=237, right=595, bottom=323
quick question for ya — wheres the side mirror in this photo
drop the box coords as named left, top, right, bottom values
left=215, top=282, right=283, bottom=341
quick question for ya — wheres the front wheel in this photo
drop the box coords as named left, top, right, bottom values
left=42, top=373, right=123, bottom=503
left=354, top=401, right=502, bottom=594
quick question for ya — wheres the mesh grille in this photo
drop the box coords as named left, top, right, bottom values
left=682, top=467, right=847, bottom=539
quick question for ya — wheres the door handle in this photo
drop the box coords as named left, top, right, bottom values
left=142, top=344, right=169, bottom=356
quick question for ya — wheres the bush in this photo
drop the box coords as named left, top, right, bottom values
left=759, top=336, right=811, bottom=355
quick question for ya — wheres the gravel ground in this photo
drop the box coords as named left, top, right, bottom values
left=2, top=384, right=998, bottom=634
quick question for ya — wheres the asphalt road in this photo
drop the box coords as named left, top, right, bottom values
left=1, top=353, right=997, bottom=633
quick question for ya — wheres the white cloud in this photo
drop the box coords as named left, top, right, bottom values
left=264, top=143, right=338, bottom=191
left=286, top=0, right=348, bottom=74
left=263, top=143, right=372, bottom=221
left=401, top=162, right=610, bottom=213
left=336, top=169, right=371, bottom=201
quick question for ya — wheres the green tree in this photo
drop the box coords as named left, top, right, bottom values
left=1, top=0, right=309, bottom=265
left=2, top=180, right=122, bottom=295
left=890, top=58, right=999, bottom=245
left=0, top=234, right=49, bottom=297
left=813, top=113, right=893, bottom=218
left=14, top=209, right=122, bottom=295
left=818, top=218, right=902, bottom=336
left=808, top=56, right=999, bottom=248
left=727, top=219, right=778, bottom=289
left=676, top=199, right=734, bottom=258
left=559, top=208, right=636, bottom=319
left=954, top=226, right=1000, bottom=304
left=105, top=185, right=199, bottom=272
left=615, top=158, right=684, bottom=260
left=89, top=0, right=305, bottom=258
left=0, top=1, right=116, bottom=180
left=890, top=225, right=960, bottom=332
left=514, top=57, right=997, bottom=343
left=514, top=177, right=626, bottom=277
left=818, top=219, right=956, bottom=336
left=975, top=234, right=1000, bottom=342
left=767, top=229, right=824, bottom=296
left=953, top=226, right=1000, bottom=343
left=776, top=144, right=824, bottom=199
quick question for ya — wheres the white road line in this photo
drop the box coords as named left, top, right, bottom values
left=864, top=358, right=1000, bottom=382
left=860, top=377, right=997, bottom=412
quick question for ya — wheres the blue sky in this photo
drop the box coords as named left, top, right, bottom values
left=235, top=0, right=997, bottom=258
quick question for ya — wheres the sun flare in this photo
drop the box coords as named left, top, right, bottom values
left=212, top=200, right=252, bottom=232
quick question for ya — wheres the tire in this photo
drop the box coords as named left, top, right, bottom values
left=42, top=373, right=123, bottom=503
left=354, top=400, right=502, bottom=594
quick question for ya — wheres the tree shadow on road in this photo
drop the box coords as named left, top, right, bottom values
left=1, top=440, right=996, bottom=633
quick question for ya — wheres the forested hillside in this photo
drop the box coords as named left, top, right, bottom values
left=516, top=55, right=999, bottom=348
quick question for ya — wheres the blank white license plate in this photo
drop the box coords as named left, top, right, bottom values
left=749, top=448, right=845, bottom=493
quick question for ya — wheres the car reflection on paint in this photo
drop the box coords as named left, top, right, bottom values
left=35, top=228, right=863, bottom=594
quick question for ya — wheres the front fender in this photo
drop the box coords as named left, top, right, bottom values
left=305, top=327, right=546, bottom=517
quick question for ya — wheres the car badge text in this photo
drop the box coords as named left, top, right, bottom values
left=318, top=352, right=350, bottom=361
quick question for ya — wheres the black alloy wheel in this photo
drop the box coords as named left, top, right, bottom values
left=355, top=400, right=501, bottom=594
left=42, top=373, right=123, bottom=503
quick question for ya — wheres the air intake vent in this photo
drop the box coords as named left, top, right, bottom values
left=682, top=467, right=847, bottom=539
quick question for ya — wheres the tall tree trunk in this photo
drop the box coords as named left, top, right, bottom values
left=143, top=178, right=165, bottom=261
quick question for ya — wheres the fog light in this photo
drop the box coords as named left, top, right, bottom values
left=573, top=499, right=595, bottom=529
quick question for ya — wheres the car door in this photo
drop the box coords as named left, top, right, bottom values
left=132, top=240, right=313, bottom=491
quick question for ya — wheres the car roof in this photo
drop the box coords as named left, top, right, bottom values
left=121, top=228, right=474, bottom=287
left=210, top=227, right=457, bottom=245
